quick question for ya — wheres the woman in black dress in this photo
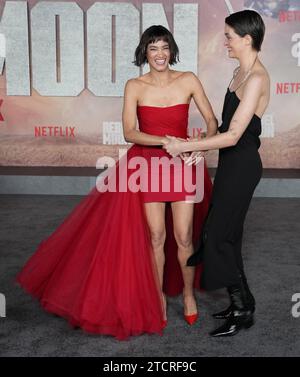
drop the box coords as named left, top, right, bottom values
left=164, top=10, right=270, bottom=337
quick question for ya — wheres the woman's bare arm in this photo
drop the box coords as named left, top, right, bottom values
left=186, top=72, right=218, bottom=138
left=165, top=74, right=264, bottom=155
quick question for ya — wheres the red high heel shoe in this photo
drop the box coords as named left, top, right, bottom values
left=184, top=313, right=198, bottom=325
left=183, top=295, right=198, bottom=325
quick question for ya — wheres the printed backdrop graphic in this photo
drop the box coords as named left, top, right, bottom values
left=0, top=0, right=299, bottom=168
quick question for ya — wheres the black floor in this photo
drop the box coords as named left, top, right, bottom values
left=0, top=195, right=300, bottom=356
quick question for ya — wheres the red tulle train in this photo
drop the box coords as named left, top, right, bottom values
left=16, top=145, right=212, bottom=340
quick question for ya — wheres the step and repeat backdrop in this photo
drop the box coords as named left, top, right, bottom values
left=0, top=0, right=299, bottom=168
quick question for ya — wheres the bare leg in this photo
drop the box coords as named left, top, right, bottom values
left=171, top=201, right=197, bottom=315
left=144, top=202, right=167, bottom=319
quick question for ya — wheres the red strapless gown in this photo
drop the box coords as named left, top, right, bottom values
left=137, top=104, right=197, bottom=202
left=16, top=104, right=212, bottom=340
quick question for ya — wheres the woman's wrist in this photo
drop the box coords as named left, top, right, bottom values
left=189, top=139, right=204, bottom=153
left=181, top=141, right=192, bottom=153
left=160, top=136, right=168, bottom=146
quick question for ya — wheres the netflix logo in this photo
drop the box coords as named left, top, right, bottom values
left=189, top=128, right=204, bottom=139
left=279, top=10, right=300, bottom=22
left=276, top=83, right=300, bottom=94
left=34, top=126, right=76, bottom=137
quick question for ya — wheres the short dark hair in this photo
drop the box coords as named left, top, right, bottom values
left=225, top=10, right=265, bottom=51
left=134, top=25, right=179, bottom=67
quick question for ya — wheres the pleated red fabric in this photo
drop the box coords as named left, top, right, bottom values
left=16, top=105, right=212, bottom=340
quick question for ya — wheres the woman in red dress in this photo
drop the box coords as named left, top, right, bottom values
left=16, top=25, right=217, bottom=340
left=124, top=25, right=218, bottom=327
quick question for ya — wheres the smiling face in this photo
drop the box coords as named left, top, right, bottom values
left=224, top=24, right=251, bottom=59
left=146, top=39, right=171, bottom=72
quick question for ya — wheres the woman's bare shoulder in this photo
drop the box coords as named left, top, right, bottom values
left=260, top=65, right=270, bottom=88
left=179, top=71, right=198, bottom=80
left=134, top=73, right=153, bottom=85
left=125, top=76, right=148, bottom=95
left=248, top=65, right=270, bottom=94
left=126, top=76, right=144, bottom=86
left=178, top=71, right=203, bottom=87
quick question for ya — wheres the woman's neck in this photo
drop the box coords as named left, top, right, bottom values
left=148, top=68, right=172, bottom=87
left=238, top=51, right=258, bottom=74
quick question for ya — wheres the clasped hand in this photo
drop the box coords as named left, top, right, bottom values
left=163, top=135, right=204, bottom=166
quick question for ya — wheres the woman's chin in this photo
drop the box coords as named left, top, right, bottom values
left=153, top=64, right=169, bottom=72
left=227, top=51, right=236, bottom=59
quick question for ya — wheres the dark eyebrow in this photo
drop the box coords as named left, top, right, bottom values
left=149, top=44, right=169, bottom=48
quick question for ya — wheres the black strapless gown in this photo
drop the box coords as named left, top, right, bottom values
left=188, top=89, right=263, bottom=290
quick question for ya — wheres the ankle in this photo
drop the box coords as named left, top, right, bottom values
left=183, top=292, right=196, bottom=300
left=183, top=294, right=197, bottom=315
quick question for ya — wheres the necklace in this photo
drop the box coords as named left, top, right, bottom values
left=229, top=56, right=258, bottom=92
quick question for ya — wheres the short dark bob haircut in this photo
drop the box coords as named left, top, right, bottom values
left=134, top=25, right=179, bottom=67
left=225, top=10, right=265, bottom=51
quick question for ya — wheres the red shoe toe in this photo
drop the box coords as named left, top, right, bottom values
left=184, top=313, right=198, bottom=325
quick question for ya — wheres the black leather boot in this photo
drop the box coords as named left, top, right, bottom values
left=209, top=280, right=254, bottom=337
left=212, top=271, right=255, bottom=319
